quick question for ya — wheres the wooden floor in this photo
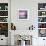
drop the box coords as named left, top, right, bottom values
left=0, top=45, right=8, bottom=46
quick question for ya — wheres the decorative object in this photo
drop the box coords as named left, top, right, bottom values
left=38, top=3, right=46, bottom=10
left=0, top=23, right=8, bottom=37
left=29, top=25, right=35, bottom=30
left=21, top=40, right=25, bottom=46
left=40, top=8, right=44, bottom=10
left=15, top=35, right=32, bottom=46
left=11, top=23, right=16, bottom=30
left=19, top=10, right=27, bottom=19
left=0, top=6, right=1, bottom=10
left=0, top=3, right=8, bottom=10
left=42, top=12, right=45, bottom=15
left=0, top=17, right=8, bottom=22
left=5, top=6, right=8, bottom=10
left=38, top=17, right=46, bottom=22
left=0, top=11, right=8, bottom=16
left=39, top=29, right=46, bottom=37
left=38, top=23, right=46, bottom=28
left=18, top=9, right=29, bottom=20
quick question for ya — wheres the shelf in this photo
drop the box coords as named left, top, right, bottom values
left=0, top=22, right=8, bottom=23
left=38, top=28, right=46, bottom=29
left=0, top=3, right=8, bottom=37
left=38, top=3, right=46, bottom=37
left=38, top=15, right=46, bottom=17
left=38, top=10, right=46, bottom=11
left=38, top=22, right=46, bottom=23
left=0, top=10, right=8, bottom=11
left=0, top=16, right=8, bottom=17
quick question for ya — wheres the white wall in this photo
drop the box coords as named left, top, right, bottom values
left=11, top=0, right=38, bottom=45
left=11, top=0, right=38, bottom=30
left=11, top=0, right=46, bottom=46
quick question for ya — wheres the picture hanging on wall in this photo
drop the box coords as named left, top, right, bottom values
left=18, top=9, right=29, bottom=20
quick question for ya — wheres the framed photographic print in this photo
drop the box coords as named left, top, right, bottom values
left=17, top=9, right=29, bottom=20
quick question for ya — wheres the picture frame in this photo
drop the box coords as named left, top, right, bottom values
left=17, top=9, right=29, bottom=20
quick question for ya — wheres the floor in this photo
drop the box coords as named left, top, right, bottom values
left=0, top=45, right=8, bottom=46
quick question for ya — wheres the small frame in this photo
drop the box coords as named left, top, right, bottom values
left=18, top=9, right=29, bottom=20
